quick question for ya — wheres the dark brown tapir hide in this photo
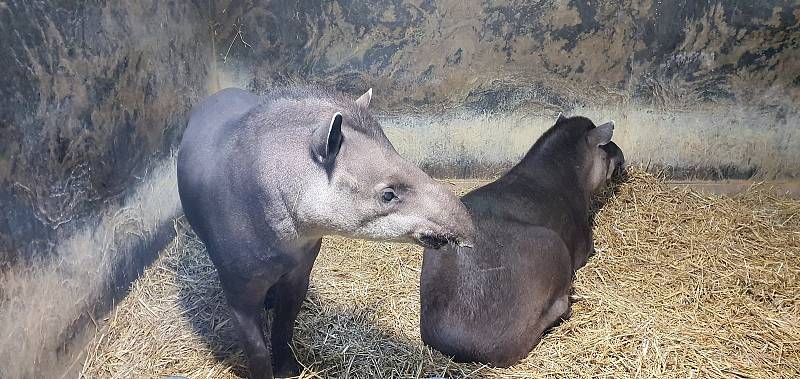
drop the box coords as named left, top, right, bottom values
left=420, top=115, right=624, bottom=366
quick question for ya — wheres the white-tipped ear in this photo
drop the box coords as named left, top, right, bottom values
left=355, top=88, right=372, bottom=108
left=312, top=112, right=343, bottom=165
left=589, top=120, right=614, bottom=146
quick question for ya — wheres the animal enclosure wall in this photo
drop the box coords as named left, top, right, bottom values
left=1, top=1, right=798, bottom=377
left=211, top=0, right=800, bottom=178
left=0, top=2, right=212, bottom=377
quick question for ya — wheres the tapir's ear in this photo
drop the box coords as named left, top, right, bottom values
left=588, top=120, right=614, bottom=146
left=555, top=112, right=568, bottom=125
left=312, top=112, right=343, bottom=165
left=355, top=88, right=372, bottom=109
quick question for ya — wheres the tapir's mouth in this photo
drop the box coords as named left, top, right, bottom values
left=416, top=234, right=450, bottom=249
left=414, top=232, right=474, bottom=250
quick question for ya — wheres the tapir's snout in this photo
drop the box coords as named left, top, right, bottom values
left=602, top=141, right=626, bottom=178
left=447, top=205, right=477, bottom=248
left=412, top=181, right=476, bottom=250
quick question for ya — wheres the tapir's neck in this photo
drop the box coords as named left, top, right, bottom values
left=248, top=142, right=323, bottom=245
left=508, top=151, right=591, bottom=204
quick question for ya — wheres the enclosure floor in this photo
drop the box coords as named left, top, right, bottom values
left=81, top=170, right=800, bottom=378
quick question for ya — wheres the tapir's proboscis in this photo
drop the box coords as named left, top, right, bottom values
left=177, top=87, right=475, bottom=379
left=420, top=115, right=624, bottom=367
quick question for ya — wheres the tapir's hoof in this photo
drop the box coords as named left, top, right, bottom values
left=273, top=358, right=301, bottom=378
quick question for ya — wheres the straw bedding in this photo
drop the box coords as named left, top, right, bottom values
left=81, top=169, right=800, bottom=378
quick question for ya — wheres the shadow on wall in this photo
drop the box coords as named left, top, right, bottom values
left=0, top=1, right=211, bottom=263
left=0, top=157, right=182, bottom=379
left=0, top=2, right=210, bottom=374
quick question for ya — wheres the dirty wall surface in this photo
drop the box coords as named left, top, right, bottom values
left=214, top=0, right=800, bottom=178
left=0, top=1, right=211, bottom=378
left=0, top=0, right=211, bottom=262
left=0, top=0, right=798, bottom=378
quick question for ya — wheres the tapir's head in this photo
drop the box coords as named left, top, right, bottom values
left=297, top=88, right=475, bottom=249
left=600, top=141, right=625, bottom=180
left=570, top=116, right=625, bottom=192
left=548, top=114, right=625, bottom=194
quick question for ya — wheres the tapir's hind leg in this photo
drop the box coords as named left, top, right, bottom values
left=547, top=294, right=572, bottom=326
left=270, top=240, right=322, bottom=377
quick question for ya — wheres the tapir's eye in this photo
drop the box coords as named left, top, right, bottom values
left=381, top=188, right=398, bottom=203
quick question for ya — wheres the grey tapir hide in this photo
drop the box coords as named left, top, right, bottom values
left=177, top=86, right=475, bottom=379
left=420, top=115, right=624, bottom=367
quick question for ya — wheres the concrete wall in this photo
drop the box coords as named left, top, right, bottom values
left=0, top=0, right=213, bottom=261
left=0, top=0, right=797, bottom=377
left=213, top=0, right=800, bottom=178
left=0, top=1, right=211, bottom=377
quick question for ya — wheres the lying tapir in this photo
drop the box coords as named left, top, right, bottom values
left=420, top=115, right=624, bottom=367
left=177, top=87, right=475, bottom=379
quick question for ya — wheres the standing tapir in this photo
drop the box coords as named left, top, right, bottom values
left=177, top=86, right=475, bottom=379
left=419, top=115, right=624, bottom=367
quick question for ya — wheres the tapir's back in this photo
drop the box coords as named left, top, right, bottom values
left=420, top=170, right=577, bottom=366
left=179, top=88, right=261, bottom=173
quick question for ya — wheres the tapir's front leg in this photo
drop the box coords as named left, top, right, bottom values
left=219, top=273, right=277, bottom=379
left=269, top=278, right=308, bottom=377
left=230, top=302, right=272, bottom=379
left=270, top=240, right=321, bottom=377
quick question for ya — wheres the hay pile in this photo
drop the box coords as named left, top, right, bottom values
left=81, top=169, right=800, bottom=378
